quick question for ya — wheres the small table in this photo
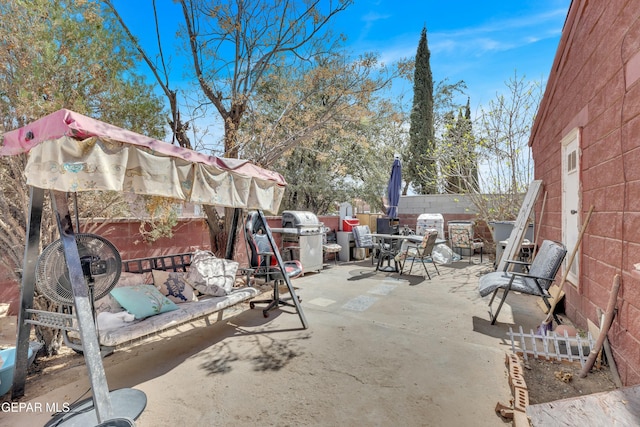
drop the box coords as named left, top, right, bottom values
left=369, top=234, right=448, bottom=273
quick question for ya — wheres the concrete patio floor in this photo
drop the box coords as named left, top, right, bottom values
left=2, top=255, right=550, bottom=427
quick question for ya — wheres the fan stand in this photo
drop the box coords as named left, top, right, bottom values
left=44, top=388, right=147, bottom=427
left=40, top=257, right=148, bottom=427
left=39, top=195, right=148, bottom=426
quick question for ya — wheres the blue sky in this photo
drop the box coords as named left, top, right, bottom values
left=112, top=0, right=570, bottom=128
left=332, top=0, right=570, bottom=109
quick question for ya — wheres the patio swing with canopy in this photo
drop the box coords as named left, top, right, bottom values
left=1, top=109, right=307, bottom=425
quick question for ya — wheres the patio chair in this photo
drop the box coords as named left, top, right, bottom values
left=322, top=228, right=341, bottom=265
left=375, top=235, right=403, bottom=272
left=478, top=240, right=567, bottom=325
left=352, top=225, right=379, bottom=265
left=399, top=230, right=440, bottom=279
left=448, top=221, right=484, bottom=264
left=244, top=213, right=303, bottom=317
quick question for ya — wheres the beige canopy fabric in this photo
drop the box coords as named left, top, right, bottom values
left=1, top=110, right=285, bottom=213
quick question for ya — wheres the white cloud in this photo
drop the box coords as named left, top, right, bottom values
left=361, top=11, right=391, bottom=23
left=339, top=3, right=568, bottom=113
left=356, top=11, right=392, bottom=41
left=371, top=7, right=567, bottom=64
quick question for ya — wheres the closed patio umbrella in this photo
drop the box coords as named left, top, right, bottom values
left=386, top=156, right=402, bottom=218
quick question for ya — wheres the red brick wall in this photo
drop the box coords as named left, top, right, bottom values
left=0, top=218, right=216, bottom=314
left=1, top=215, right=344, bottom=312
left=100, top=218, right=211, bottom=260
left=530, top=0, right=640, bottom=385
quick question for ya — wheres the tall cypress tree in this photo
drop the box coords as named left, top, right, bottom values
left=442, top=98, right=480, bottom=194
left=406, top=26, right=436, bottom=194
left=443, top=109, right=464, bottom=193
left=463, top=98, right=480, bottom=192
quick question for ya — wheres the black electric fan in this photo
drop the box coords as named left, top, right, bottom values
left=35, top=233, right=122, bottom=308
left=35, top=234, right=146, bottom=427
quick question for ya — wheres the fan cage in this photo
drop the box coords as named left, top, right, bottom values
left=36, top=234, right=121, bottom=306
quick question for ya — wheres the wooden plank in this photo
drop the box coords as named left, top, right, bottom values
left=536, top=284, right=565, bottom=314
left=587, top=318, right=604, bottom=368
left=587, top=318, right=601, bottom=340
left=527, top=385, right=640, bottom=426
left=498, top=180, right=543, bottom=272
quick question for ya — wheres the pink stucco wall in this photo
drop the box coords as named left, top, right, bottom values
left=0, top=215, right=343, bottom=314
left=530, top=0, right=640, bottom=385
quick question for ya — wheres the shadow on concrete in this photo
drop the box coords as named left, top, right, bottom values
left=198, top=326, right=310, bottom=375
left=472, top=315, right=513, bottom=341
left=401, top=275, right=428, bottom=286
left=346, top=269, right=379, bottom=281
left=345, top=267, right=429, bottom=286
left=193, top=309, right=311, bottom=376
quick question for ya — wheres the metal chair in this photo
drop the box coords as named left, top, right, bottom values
left=375, top=235, right=403, bottom=272
left=322, top=228, right=341, bottom=265
left=244, top=213, right=302, bottom=317
left=352, top=225, right=380, bottom=265
left=448, top=222, right=484, bottom=264
left=478, top=240, right=567, bottom=325
left=399, top=230, right=440, bottom=279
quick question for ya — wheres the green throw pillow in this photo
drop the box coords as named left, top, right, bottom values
left=110, top=284, right=179, bottom=320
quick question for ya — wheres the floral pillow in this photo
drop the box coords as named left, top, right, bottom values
left=449, top=224, right=473, bottom=248
left=152, top=270, right=198, bottom=304
left=187, top=250, right=239, bottom=297
left=110, top=284, right=178, bottom=320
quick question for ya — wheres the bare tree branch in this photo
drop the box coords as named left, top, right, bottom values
left=103, top=0, right=192, bottom=148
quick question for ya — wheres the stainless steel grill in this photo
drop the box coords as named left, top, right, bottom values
left=281, top=211, right=323, bottom=234
left=271, top=211, right=324, bottom=273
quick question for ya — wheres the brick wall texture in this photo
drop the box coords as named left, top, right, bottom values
left=530, top=0, right=640, bottom=385
left=0, top=215, right=343, bottom=313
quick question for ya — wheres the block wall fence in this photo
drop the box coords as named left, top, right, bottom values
left=1, top=196, right=501, bottom=314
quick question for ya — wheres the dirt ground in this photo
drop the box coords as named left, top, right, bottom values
left=521, top=355, right=618, bottom=405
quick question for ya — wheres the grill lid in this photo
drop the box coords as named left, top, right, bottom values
left=282, top=210, right=321, bottom=228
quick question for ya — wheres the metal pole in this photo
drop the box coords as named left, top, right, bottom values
left=73, top=192, right=81, bottom=232
left=225, top=208, right=241, bottom=260
left=257, top=210, right=308, bottom=329
left=12, top=186, right=44, bottom=399
left=51, top=191, right=113, bottom=422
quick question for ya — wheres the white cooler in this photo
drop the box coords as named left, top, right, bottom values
left=416, top=213, right=444, bottom=239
